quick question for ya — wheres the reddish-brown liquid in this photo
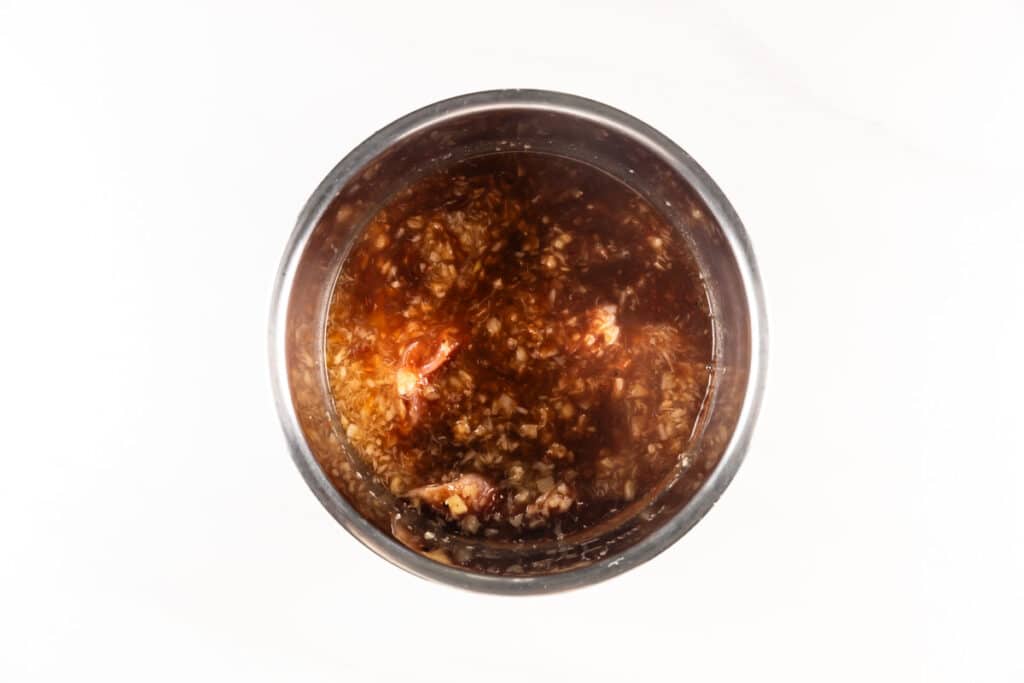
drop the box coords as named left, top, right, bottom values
left=326, top=153, right=713, bottom=547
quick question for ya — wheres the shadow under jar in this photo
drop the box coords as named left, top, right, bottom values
left=270, top=90, right=767, bottom=594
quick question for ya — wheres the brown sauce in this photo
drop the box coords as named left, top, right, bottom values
left=325, top=153, right=714, bottom=546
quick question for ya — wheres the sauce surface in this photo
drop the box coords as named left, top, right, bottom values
left=325, top=153, right=713, bottom=545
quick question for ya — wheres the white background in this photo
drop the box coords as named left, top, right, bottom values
left=2, top=1, right=1022, bottom=680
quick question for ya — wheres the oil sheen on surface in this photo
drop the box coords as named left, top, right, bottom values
left=325, top=152, right=714, bottom=552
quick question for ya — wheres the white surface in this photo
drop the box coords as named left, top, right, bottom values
left=2, top=1, right=1022, bottom=680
